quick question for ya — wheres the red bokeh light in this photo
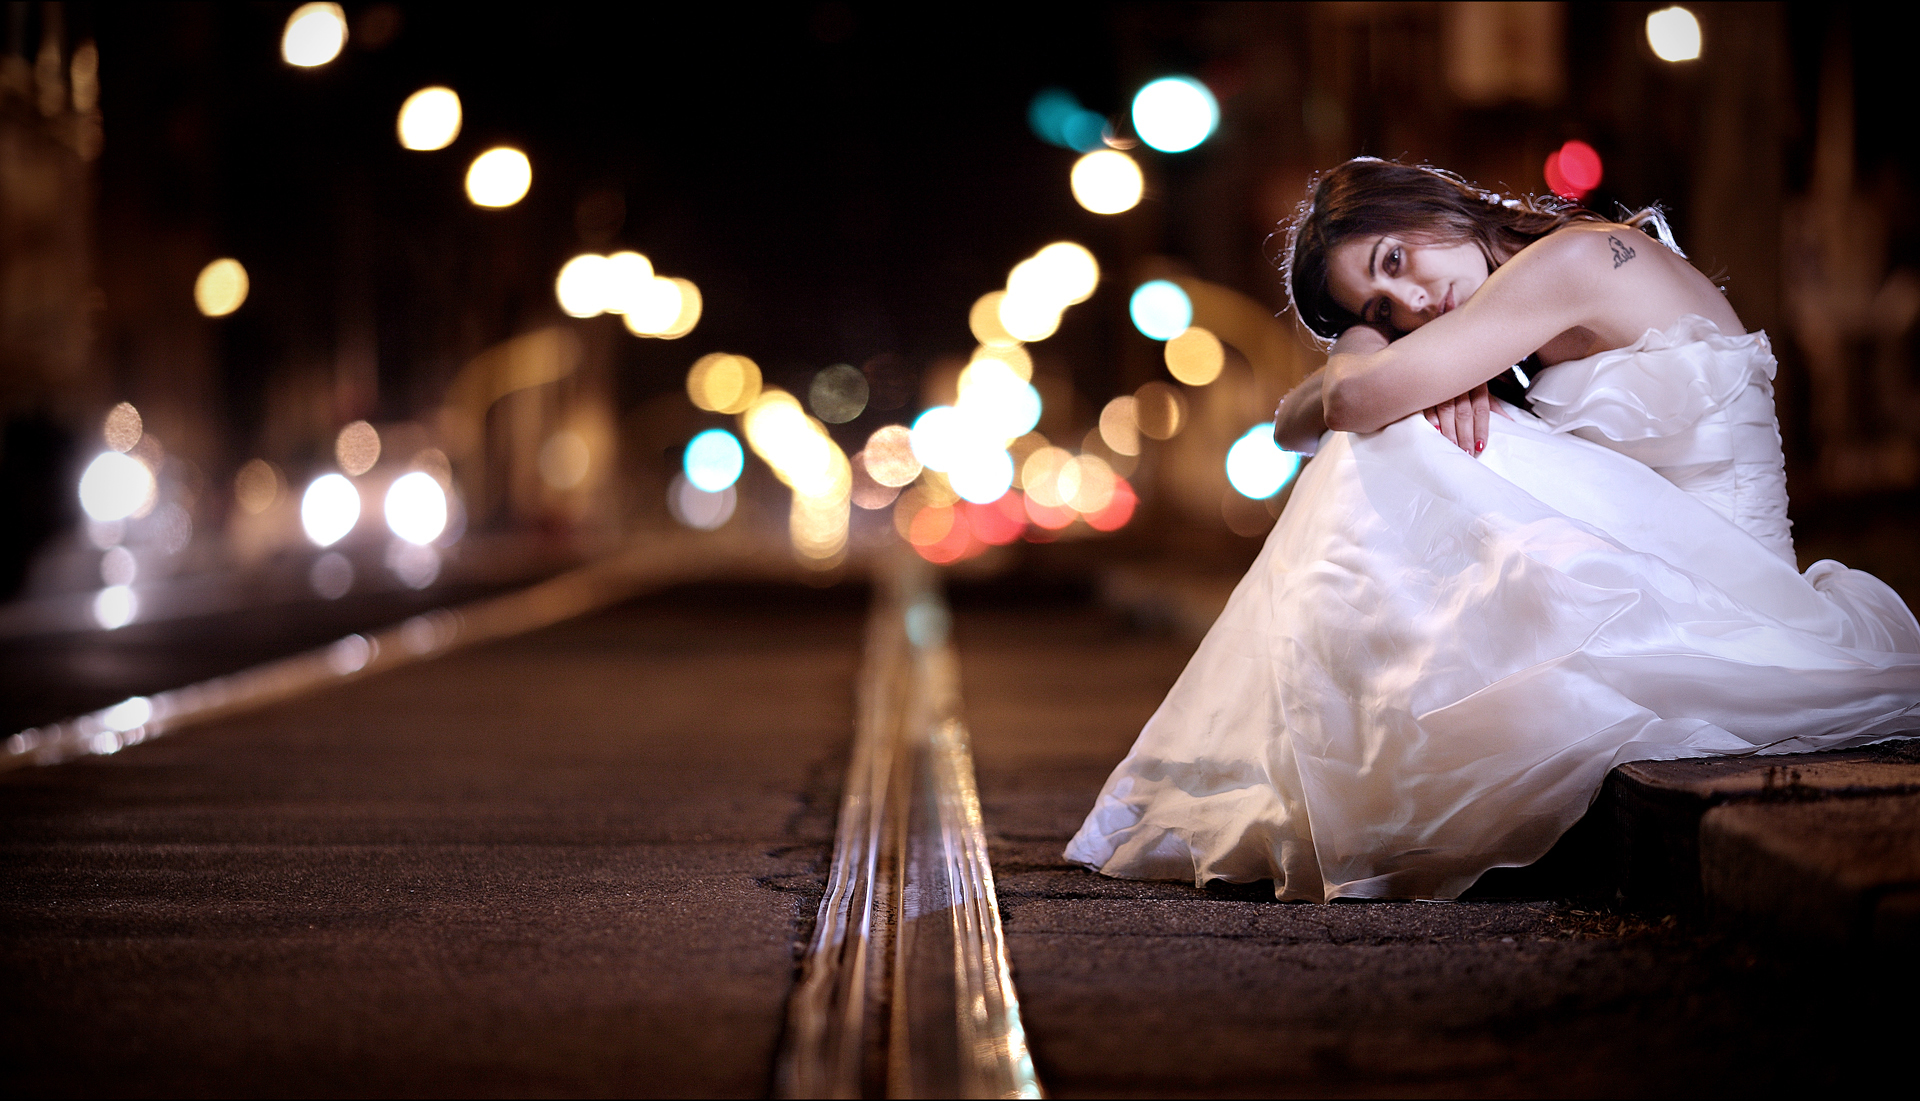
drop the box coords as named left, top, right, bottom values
left=967, top=493, right=1027, bottom=545
left=1023, top=494, right=1077, bottom=530
left=1544, top=140, right=1602, bottom=202
left=915, top=505, right=977, bottom=564
left=1084, top=477, right=1137, bottom=531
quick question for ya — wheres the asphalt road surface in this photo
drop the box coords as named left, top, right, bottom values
left=1, top=582, right=861, bottom=1098
left=3, top=576, right=1913, bottom=1097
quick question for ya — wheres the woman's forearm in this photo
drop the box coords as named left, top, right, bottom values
left=1273, top=368, right=1328, bottom=454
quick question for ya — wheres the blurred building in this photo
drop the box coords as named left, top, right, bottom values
left=2, top=3, right=1913, bottom=604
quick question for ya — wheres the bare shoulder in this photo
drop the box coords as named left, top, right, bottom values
left=1505, top=222, right=1645, bottom=282
left=1508, top=222, right=1743, bottom=339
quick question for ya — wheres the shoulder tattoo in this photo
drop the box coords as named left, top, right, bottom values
left=1609, top=234, right=1636, bottom=269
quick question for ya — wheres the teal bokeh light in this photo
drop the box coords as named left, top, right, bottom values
left=1131, top=76, right=1218, bottom=154
left=1129, top=280, right=1193, bottom=341
left=1028, top=87, right=1109, bottom=153
left=683, top=428, right=745, bottom=493
left=1225, top=424, right=1302, bottom=499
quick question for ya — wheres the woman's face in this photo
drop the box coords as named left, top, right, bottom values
left=1326, top=234, right=1490, bottom=334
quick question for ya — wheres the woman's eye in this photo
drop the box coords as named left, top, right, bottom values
left=1387, top=247, right=1402, bottom=273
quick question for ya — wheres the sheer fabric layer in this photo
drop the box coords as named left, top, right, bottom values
left=1065, top=319, right=1920, bottom=901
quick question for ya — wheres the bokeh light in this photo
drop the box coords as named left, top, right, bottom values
left=310, top=551, right=353, bottom=599
left=93, top=585, right=136, bottom=630
left=102, top=402, right=142, bottom=452
left=1544, top=140, right=1603, bottom=202
left=556, top=254, right=609, bottom=317
left=1070, top=150, right=1144, bottom=215
left=949, top=448, right=1015, bottom=505
left=955, top=358, right=1042, bottom=441
left=1099, top=396, right=1141, bottom=456
left=740, top=387, right=854, bottom=562
left=1165, top=326, right=1225, bottom=385
left=602, top=251, right=654, bottom=314
left=1646, top=7, right=1702, bottom=62
left=810, top=364, right=870, bottom=423
left=539, top=430, right=590, bottom=489
left=234, top=459, right=281, bottom=514
left=281, top=3, right=346, bottom=68
left=1020, top=446, right=1073, bottom=508
left=998, top=241, right=1099, bottom=344
left=669, top=474, right=736, bottom=531
left=384, top=471, right=448, bottom=545
left=397, top=86, right=462, bottom=151
left=1131, top=76, right=1218, bottom=154
left=78, top=451, right=155, bottom=522
left=970, top=344, right=1033, bottom=382
left=909, top=406, right=972, bottom=473
left=687, top=353, right=763, bottom=414
left=651, top=278, right=703, bottom=338
left=194, top=258, right=249, bottom=317
left=969, top=291, right=1018, bottom=347
left=849, top=452, right=902, bottom=510
left=862, top=425, right=922, bottom=487
left=386, top=541, right=441, bottom=590
left=466, top=147, right=532, bottom=208
left=1130, top=280, right=1193, bottom=340
left=1028, top=88, right=1108, bottom=153
left=1134, top=381, right=1187, bottom=440
left=1084, top=476, right=1137, bottom=532
left=301, top=473, right=361, bottom=547
left=100, top=545, right=136, bottom=586
left=335, top=420, right=381, bottom=476
left=1226, top=423, right=1303, bottom=499
left=683, top=428, right=745, bottom=492
left=624, top=275, right=700, bottom=337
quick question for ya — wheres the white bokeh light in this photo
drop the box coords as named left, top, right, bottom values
left=301, top=473, right=361, bottom=547
left=397, top=86, right=463, bottom=151
left=78, top=451, right=155, bottom=522
left=384, top=471, right=448, bottom=545
left=92, top=585, right=137, bottom=630
left=1225, top=424, right=1302, bottom=499
left=1646, top=7, right=1702, bottom=62
left=281, top=3, right=347, bottom=67
left=1070, top=150, right=1144, bottom=215
left=948, top=448, right=1015, bottom=505
left=955, top=360, right=1042, bottom=442
left=1131, top=76, right=1219, bottom=154
left=465, top=147, right=532, bottom=208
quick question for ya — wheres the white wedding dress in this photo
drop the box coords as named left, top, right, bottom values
left=1066, top=316, right=1920, bottom=901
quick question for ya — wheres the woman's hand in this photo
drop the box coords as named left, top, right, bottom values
left=1423, top=383, right=1491, bottom=456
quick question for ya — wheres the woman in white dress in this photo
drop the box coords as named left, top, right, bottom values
left=1066, top=159, right=1920, bottom=901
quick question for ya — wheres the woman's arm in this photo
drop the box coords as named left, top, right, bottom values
left=1278, top=326, right=1493, bottom=455
left=1320, top=230, right=1617, bottom=433
left=1272, top=368, right=1327, bottom=454
left=1273, top=326, right=1389, bottom=453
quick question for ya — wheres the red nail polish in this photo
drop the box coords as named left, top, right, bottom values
left=1475, top=439, right=1485, bottom=454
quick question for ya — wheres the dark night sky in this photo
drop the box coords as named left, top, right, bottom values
left=92, top=4, right=1177, bottom=436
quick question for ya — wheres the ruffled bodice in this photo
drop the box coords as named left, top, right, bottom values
left=1527, top=316, right=1794, bottom=564
left=1066, top=321, right=1920, bottom=901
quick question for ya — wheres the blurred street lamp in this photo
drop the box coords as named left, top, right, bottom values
left=1646, top=7, right=1702, bottom=62
left=1131, top=77, right=1218, bottom=154
left=397, top=86, right=462, bottom=151
left=1070, top=150, right=1143, bottom=214
left=466, top=147, right=531, bottom=208
left=193, top=258, right=249, bottom=317
left=282, top=3, right=347, bottom=68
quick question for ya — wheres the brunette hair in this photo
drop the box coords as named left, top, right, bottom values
left=1283, top=158, right=1673, bottom=342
